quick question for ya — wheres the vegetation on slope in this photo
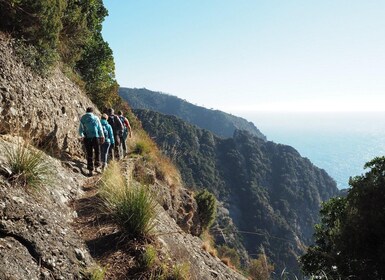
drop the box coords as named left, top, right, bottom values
left=0, top=0, right=122, bottom=110
left=119, top=87, right=266, bottom=140
left=300, top=157, right=385, bottom=279
left=132, top=108, right=339, bottom=274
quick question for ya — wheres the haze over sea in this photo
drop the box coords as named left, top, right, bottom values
left=239, top=111, right=385, bottom=189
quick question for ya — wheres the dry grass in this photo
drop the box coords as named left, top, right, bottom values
left=201, top=230, right=219, bottom=259
left=97, top=161, right=158, bottom=239
left=97, top=160, right=128, bottom=206
left=129, top=128, right=182, bottom=188
left=221, top=257, right=236, bottom=270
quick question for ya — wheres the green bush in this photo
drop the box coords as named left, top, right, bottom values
left=195, top=189, right=217, bottom=230
left=4, top=142, right=53, bottom=189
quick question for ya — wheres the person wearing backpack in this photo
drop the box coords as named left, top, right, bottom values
left=117, top=110, right=132, bottom=157
left=79, top=107, right=105, bottom=176
left=100, top=113, right=114, bottom=171
left=107, top=108, right=124, bottom=160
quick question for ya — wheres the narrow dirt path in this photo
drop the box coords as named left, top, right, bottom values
left=70, top=160, right=150, bottom=280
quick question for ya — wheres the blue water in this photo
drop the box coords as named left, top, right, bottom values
left=239, top=112, right=385, bottom=189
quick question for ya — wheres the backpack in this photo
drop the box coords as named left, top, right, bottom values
left=119, top=116, right=128, bottom=133
left=108, top=115, right=123, bottom=136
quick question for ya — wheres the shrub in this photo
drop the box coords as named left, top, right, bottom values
left=4, top=142, right=53, bottom=189
left=195, top=189, right=217, bottom=230
left=248, top=250, right=274, bottom=280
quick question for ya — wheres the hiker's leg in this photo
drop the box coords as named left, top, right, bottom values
left=93, top=137, right=100, bottom=168
left=120, top=134, right=127, bottom=156
left=107, top=143, right=113, bottom=162
left=84, top=138, right=93, bottom=171
left=114, top=143, right=121, bottom=160
left=101, top=142, right=110, bottom=166
left=114, top=135, right=121, bottom=160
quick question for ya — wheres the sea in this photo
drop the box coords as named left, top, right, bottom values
left=238, top=111, right=385, bottom=190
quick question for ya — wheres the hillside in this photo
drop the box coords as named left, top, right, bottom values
left=133, top=108, right=340, bottom=273
left=119, top=87, right=266, bottom=140
left=0, top=32, right=247, bottom=279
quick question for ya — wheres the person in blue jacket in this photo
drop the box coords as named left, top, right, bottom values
left=79, top=107, right=105, bottom=176
left=100, top=113, right=114, bottom=171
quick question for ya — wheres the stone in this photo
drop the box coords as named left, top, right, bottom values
left=74, top=248, right=85, bottom=261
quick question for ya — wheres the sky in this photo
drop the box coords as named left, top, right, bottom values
left=102, top=0, right=385, bottom=113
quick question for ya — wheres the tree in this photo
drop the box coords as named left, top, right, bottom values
left=300, top=157, right=385, bottom=279
left=195, top=189, right=217, bottom=231
left=0, top=0, right=66, bottom=73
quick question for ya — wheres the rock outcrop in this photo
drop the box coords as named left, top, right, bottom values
left=0, top=136, right=93, bottom=279
left=0, top=32, right=97, bottom=158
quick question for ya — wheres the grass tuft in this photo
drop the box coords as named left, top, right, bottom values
left=140, top=244, right=158, bottom=270
left=167, top=262, right=191, bottom=280
left=98, top=161, right=157, bottom=238
left=83, top=264, right=107, bottom=280
left=4, top=142, right=54, bottom=189
left=115, top=184, right=157, bottom=237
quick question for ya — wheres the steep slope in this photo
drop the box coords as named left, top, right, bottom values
left=0, top=32, right=246, bottom=279
left=0, top=136, right=95, bottom=279
left=0, top=33, right=91, bottom=157
left=133, top=109, right=339, bottom=273
left=120, top=87, right=266, bottom=140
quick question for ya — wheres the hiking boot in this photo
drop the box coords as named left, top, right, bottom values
left=88, top=170, right=93, bottom=177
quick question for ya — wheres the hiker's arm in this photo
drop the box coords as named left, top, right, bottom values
left=96, top=118, right=105, bottom=138
left=126, top=118, right=132, bottom=137
left=78, top=119, right=85, bottom=138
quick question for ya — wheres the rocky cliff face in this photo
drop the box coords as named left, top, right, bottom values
left=0, top=136, right=94, bottom=279
left=0, top=32, right=246, bottom=279
left=0, top=32, right=95, bottom=158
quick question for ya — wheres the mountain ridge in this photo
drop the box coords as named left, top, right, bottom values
left=120, top=87, right=266, bottom=140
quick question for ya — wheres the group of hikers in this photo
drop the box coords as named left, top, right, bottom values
left=79, top=107, right=132, bottom=176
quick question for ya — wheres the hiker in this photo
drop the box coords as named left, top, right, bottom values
left=100, top=113, right=114, bottom=171
left=79, top=107, right=105, bottom=176
left=107, top=108, right=124, bottom=160
left=117, top=110, right=132, bottom=157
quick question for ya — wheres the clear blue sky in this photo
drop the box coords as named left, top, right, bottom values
left=102, top=0, right=385, bottom=112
